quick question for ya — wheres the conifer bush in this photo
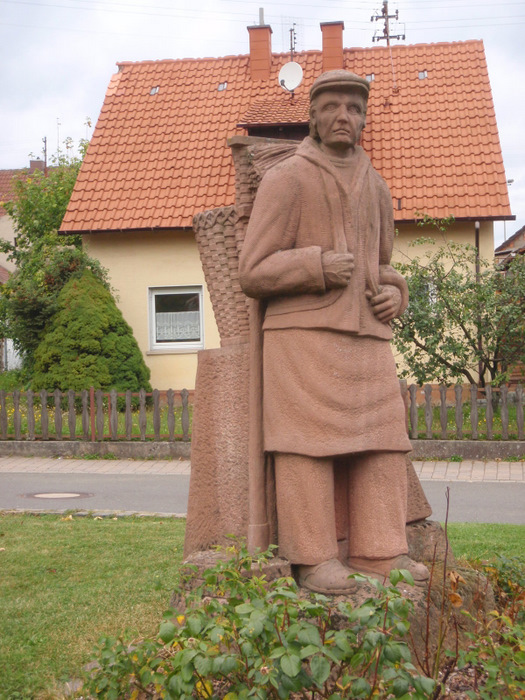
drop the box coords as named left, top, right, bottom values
left=31, top=269, right=151, bottom=392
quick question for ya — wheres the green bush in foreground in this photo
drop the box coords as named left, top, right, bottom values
left=85, top=545, right=435, bottom=699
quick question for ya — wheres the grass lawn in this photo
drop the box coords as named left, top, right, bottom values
left=0, top=513, right=186, bottom=699
left=0, top=513, right=523, bottom=699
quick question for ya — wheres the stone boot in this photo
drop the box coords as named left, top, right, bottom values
left=349, top=554, right=430, bottom=587
left=297, top=558, right=359, bottom=594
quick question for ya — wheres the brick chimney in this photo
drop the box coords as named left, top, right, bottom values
left=320, top=21, right=345, bottom=72
left=30, top=159, right=45, bottom=173
left=247, top=22, right=272, bottom=81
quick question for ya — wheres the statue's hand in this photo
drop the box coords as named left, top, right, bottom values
left=321, top=251, right=355, bottom=289
left=366, top=285, right=401, bottom=322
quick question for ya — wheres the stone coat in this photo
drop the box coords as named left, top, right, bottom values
left=239, top=136, right=408, bottom=340
left=239, top=136, right=411, bottom=457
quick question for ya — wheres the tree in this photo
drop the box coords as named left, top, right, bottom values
left=31, top=269, right=151, bottom=392
left=392, top=229, right=525, bottom=387
left=0, top=141, right=108, bottom=370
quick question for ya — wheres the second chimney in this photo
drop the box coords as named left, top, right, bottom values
left=320, top=21, right=345, bottom=72
left=248, top=23, right=272, bottom=81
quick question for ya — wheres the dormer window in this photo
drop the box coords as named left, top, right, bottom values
left=366, top=73, right=375, bottom=82
left=218, top=82, right=228, bottom=91
left=149, top=86, right=160, bottom=95
left=418, top=70, right=428, bottom=80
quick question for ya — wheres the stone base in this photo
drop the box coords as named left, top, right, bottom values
left=313, top=564, right=494, bottom=668
left=172, top=524, right=493, bottom=672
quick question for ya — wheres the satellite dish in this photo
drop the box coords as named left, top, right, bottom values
left=278, top=62, right=303, bottom=92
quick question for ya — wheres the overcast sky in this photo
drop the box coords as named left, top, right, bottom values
left=1, top=0, right=523, bottom=246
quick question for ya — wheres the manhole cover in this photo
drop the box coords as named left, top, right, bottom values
left=23, top=492, right=94, bottom=499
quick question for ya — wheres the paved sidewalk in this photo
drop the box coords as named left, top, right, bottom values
left=0, top=456, right=523, bottom=481
left=0, top=455, right=191, bottom=475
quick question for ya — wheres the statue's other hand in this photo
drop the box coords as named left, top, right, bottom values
left=321, top=251, right=354, bottom=289
left=366, top=285, right=401, bottom=322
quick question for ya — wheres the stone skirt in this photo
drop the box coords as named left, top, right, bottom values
left=262, top=328, right=411, bottom=457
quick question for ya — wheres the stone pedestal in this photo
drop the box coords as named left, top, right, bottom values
left=184, top=343, right=250, bottom=558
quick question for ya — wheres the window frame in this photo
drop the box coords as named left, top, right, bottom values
left=148, top=285, right=204, bottom=353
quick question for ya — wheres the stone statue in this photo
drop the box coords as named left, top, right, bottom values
left=238, top=69, right=430, bottom=595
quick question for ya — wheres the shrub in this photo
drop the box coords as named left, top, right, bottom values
left=458, top=555, right=525, bottom=698
left=84, top=544, right=435, bottom=699
left=31, top=269, right=151, bottom=393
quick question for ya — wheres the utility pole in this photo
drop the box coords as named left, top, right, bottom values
left=371, top=1, right=405, bottom=45
left=42, top=136, right=48, bottom=176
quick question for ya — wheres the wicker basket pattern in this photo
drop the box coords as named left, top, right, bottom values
left=193, top=205, right=250, bottom=342
left=193, top=139, right=300, bottom=343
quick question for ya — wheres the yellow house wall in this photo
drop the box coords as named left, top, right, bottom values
left=392, top=220, right=494, bottom=266
left=83, top=220, right=494, bottom=390
left=0, top=216, right=17, bottom=273
left=83, top=230, right=220, bottom=390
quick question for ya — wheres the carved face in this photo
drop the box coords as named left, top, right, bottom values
left=311, top=89, right=367, bottom=155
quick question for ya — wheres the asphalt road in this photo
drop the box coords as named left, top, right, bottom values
left=421, top=480, right=525, bottom=524
left=0, top=472, right=190, bottom=516
left=0, top=472, right=524, bottom=524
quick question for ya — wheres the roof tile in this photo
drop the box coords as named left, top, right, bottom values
left=60, top=39, right=511, bottom=233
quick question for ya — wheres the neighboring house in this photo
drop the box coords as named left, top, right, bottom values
left=0, top=161, right=45, bottom=371
left=495, top=224, right=525, bottom=266
left=494, top=225, right=525, bottom=386
left=0, top=159, right=46, bottom=274
left=60, top=21, right=513, bottom=390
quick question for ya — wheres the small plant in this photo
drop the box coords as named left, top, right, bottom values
left=457, top=555, right=525, bottom=698
left=84, top=543, right=436, bottom=699
left=449, top=455, right=463, bottom=463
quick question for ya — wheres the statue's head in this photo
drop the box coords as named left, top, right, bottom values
left=309, top=70, right=370, bottom=147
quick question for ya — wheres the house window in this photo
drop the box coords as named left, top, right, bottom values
left=148, top=286, right=204, bottom=352
left=418, top=70, right=428, bottom=80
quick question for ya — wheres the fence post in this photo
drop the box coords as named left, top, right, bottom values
left=485, top=385, right=493, bottom=440
left=153, top=389, right=161, bottom=441
left=470, top=384, right=478, bottom=440
left=96, top=390, right=104, bottom=440
left=0, top=390, right=7, bottom=440
left=424, top=384, right=433, bottom=438
left=139, top=389, right=147, bottom=441
left=81, top=390, right=89, bottom=440
left=68, top=390, right=76, bottom=440
left=181, top=389, right=190, bottom=442
left=90, top=387, right=96, bottom=442
left=54, top=389, right=62, bottom=440
left=125, top=391, right=132, bottom=441
left=40, top=390, right=49, bottom=440
left=167, top=389, right=175, bottom=441
left=439, top=386, right=448, bottom=439
left=500, top=385, right=509, bottom=440
left=27, top=391, right=35, bottom=441
left=13, top=390, right=21, bottom=440
left=110, top=389, right=118, bottom=440
left=516, top=384, right=524, bottom=440
left=454, top=385, right=463, bottom=439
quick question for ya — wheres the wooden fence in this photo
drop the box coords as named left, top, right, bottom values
left=0, top=383, right=523, bottom=442
left=0, top=388, right=192, bottom=442
left=402, top=382, right=524, bottom=441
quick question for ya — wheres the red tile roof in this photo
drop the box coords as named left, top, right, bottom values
left=61, top=40, right=512, bottom=234
left=0, top=169, right=19, bottom=218
left=0, top=161, right=47, bottom=218
left=0, top=265, right=10, bottom=284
